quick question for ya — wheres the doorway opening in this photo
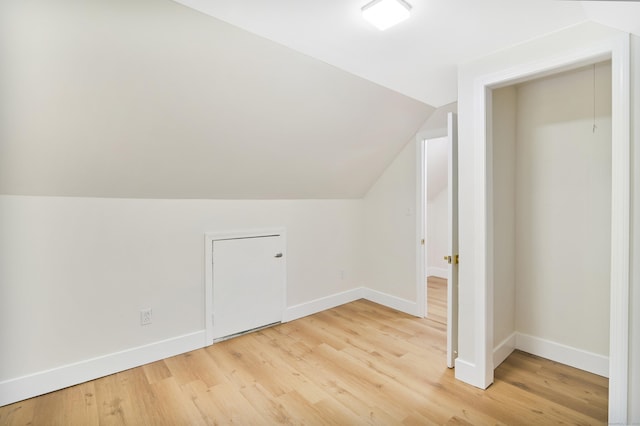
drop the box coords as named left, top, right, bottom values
left=419, top=112, right=458, bottom=368
left=491, top=62, right=612, bottom=379
left=469, top=34, right=630, bottom=423
left=425, top=135, right=449, bottom=328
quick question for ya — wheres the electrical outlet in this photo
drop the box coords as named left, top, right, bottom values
left=140, top=308, right=152, bottom=326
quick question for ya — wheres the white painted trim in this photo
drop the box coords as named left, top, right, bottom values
left=284, top=287, right=421, bottom=323
left=204, top=228, right=287, bottom=345
left=472, top=33, right=630, bottom=423
left=454, top=358, right=480, bottom=385
left=607, top=33, right=631, bottom=424
left=416, top=137, right=427, bottom=318
left=204, top=228, right=285, bottom=241
left=515, top=333, right=609, bottom=378
left=493, top=333, right=516, bottom=369
left=361, top=288, right=420, bottom=317
left=0, top=284, right=420, bottom=407
left=0, top=331, right=205, bottom=407
left=281, top=286, right=423, bottom=323
left=416, top=122, right=444, bottom=322
left=427, top=267, right=448, bottom=279
left=492, top=332, right=609, bottom=377
left=283, top=288, right=364, bottom=322
left=469, top=77, right=494, bottom=389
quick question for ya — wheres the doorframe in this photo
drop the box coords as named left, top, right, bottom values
left=416, top=137, right=427, bottom=319
left=471, top=34, right=630, bottom=423
left=204, top=227, right=287, bottom=345
left=416, top=124, right=454, bottom=319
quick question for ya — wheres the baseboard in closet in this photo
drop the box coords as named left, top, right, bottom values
left=492, top=332, right=609, bottom=378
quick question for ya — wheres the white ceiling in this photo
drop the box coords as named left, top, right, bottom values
left=173, top=0, right=640, bottom=107
left=3, top=0, right=638, bottom=200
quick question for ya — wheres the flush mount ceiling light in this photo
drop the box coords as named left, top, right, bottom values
left=362, top=0, right=412, bottom=31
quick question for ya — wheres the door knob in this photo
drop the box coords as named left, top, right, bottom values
left=274, top=253, right=283, bottom=258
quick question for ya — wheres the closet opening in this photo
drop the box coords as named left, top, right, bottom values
left=491, top=60, right=612, bottom=406
left=470, top=34, right=629, bottom=423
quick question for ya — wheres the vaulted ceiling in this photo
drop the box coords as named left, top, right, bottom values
left=0, top=0, right=432, bottom=199
left=173, top=0, right=640, bottom=107
left=1, top=0, right=638, bottom=199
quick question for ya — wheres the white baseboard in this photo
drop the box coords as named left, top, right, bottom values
left=454, top=358, right=491, bottom=389
left=1, top=288, right=422, bottom=407
left=493, top=333, right=516, bottom=368
left=361, top=288, right=420, bottom=316
left=515, top=333, right=609, bottom=378
left=283, top=288, right=364, bottom=322
left=427, top=267, right=448, bottom=279
left=283, top=287, right=420, bottom=321
left=0, top=331, right=205, bottom=407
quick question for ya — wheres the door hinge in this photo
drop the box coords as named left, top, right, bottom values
left=421, top=238, right=425, bottom=245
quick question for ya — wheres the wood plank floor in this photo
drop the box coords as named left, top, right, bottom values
left=426, top=276, right=447, bottom=325
left=0, top=299, right=608, bottom=425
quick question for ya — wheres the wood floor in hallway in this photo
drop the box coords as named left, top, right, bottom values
left=0, top=299, right=608, bottom=425
left=426, top=276, right=447, bottom=325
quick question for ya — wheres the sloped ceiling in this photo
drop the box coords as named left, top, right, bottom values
left=582, top=1, right=640, bottom=36
left=173, top=0, right=589, bottom=107
left=0, top=0, right=433, bottom=199
left=4, top=1, right=636, bottom=200
left=174, top=0, right=640, bottom=108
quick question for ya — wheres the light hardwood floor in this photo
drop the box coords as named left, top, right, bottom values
left=426, top=276, right=447, bottom=325
left=0, top=298, right=608, bottom=425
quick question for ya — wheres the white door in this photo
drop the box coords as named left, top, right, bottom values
left=446, top=112, right=459, bottom=368
left=212, top=235, right=285, bottom=341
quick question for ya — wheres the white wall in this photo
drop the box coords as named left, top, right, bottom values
left=426, top=136, right=449, bottom=278
left=362, top=141, right=418, bottom=305
left=360, top=103, right=459, bottom=315
left=458, top=21, right=619, bottom=371
left=427, top=187, right=448, bottom=277
left=417, top=102, right=458, bottom=140
left=492, top=86, right=517, bottom=351
left=458, top=22, right=638, bottom=420
left=0, top=195, right=363, bottom=383
left=514, top=62, right=611, bottom=356
left=0, top=114, right=438, bottom=404
left=492, top=63, right=612, bottom=369
left=629, top=33, right=640, bottom=424
left=0, top=0, right=434, bottom=406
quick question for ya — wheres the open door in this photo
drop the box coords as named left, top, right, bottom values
left=446, top=112, right=459, bottom=368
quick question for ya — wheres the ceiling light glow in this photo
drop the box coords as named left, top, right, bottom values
left=362, top=0, right=412, bottom=31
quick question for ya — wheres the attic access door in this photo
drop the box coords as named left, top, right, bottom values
left=206, top=231, right=286, bottom=343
